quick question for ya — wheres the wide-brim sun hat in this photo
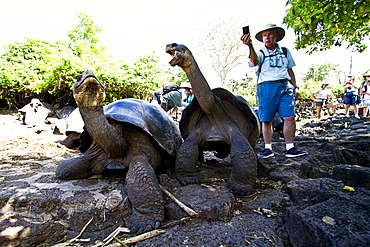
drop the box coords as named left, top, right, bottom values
left=180, top=82, right=192, bottom=88
left=255, top=23, right=285, bottom=42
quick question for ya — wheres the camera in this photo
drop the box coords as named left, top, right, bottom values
left=242, top=26, right=249, bottom=35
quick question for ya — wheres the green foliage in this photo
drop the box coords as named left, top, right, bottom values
left=103, top=54, right=164, bottom=103
left=164, top=67, right=188, bottom=86
left=283, top=0, right=370, bottom=54
left=226, top=77, right=257, bottom=106
left=299, top=62, right=344, bottom=100
left=0, top=38, right=74, bottom=106
left=0, top=13, right=165, bottom=108
left=68, top=13, right=102, bottom=43
left=301, top=62, right=342, bottom=83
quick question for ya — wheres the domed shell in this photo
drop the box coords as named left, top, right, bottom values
left=103, top=98, right=182, bottom=156
left=179, top=88, right=260, bottom=147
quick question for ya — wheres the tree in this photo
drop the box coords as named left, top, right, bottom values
left=0, top=13, right=167, bottom=108
left=164, top=67, right=188, bottom=86
left=302, top=62, right=342, bottom=84
left=298, top=62, right=343, bottom=99
left=68, top=13, right=102, bottom=43
left=197, top=18, right=248, bottom=86
left=283, top=0, right=370, bottom=54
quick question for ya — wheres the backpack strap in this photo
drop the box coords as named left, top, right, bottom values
left=281, top=47, right=287, bottom=57
left=257, top=49, right=265, bottom=80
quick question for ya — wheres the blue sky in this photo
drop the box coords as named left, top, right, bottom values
left=1, top=0, right=368, bottom=87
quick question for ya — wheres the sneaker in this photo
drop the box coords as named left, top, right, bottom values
left=258, top=148, right=274, bottom=159
left=286, top=147, right=308, bottom=158
left=355, top=115, right=360, bottom=119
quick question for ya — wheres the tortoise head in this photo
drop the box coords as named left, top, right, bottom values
left=166, top=43, right=193, bottom=69
left=73, top=70, right=106, bottom=107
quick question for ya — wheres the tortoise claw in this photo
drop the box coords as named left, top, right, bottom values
left=127, top=213, right=162, bottom=234
left=177, top=175, right=201, bottom=185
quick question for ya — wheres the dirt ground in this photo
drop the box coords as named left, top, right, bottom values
left=0, top=111, right=79, bottom=169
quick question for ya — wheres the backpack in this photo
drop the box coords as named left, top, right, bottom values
left=162, top=85, right=180, bottom=95
left=257, top=47, right=288, bottom=79
left=161, top=85, right=181, bottom=111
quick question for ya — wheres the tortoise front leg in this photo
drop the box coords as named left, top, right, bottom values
left=227, top=132, right=257, bottom=196
left=175, top=132, right=201, bottom=185
left=55, top=142, right=110, bottom=179
left=126, top=154, right=164, bottom=234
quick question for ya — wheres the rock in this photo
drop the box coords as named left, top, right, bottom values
left=0, top=172, right=130, bottom=246
left=332, top=164, right=370, bottom=189
left=164, top=184, right=235, bottom=222
left=285, top=178, right=370, bottom=247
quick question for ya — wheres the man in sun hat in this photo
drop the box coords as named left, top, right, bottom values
left=240, top=23, right=308, bottom=159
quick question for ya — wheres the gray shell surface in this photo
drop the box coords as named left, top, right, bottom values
left=103, top=98, right=182, bottom=156
left=179, top=88, right=260, bottom=146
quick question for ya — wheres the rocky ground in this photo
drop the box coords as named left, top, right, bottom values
left=0, top=106, right=369, bottom=247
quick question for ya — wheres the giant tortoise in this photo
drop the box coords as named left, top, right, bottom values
left=55, top=70, right=182, bottom=234
left=166, top=43, right=260, bottom=196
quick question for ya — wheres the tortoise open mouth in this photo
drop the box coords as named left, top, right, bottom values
left=74, top=70, right=104, bottom=91
left=165, top=43, right=181, bottom=66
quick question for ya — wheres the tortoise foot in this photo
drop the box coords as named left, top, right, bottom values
left=127, top=210, right=163, bottom=234
left=55, top=157, right=93, bottom=180
left=227, top=180, right=254, bottom=196
left=177, top=174, right=201, bottom=185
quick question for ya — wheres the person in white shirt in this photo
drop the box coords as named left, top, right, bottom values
left=361, top=78, right=370, bottom=117
left=311, top=83, right=337, bottom=119
left=241, top=23, right=308, bottom=159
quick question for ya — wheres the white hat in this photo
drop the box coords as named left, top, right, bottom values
left=30, top=98, right=42, bottom=105
left=255, top=23, right=285, bottom=42
left=180, top=82, right=191, bottom=88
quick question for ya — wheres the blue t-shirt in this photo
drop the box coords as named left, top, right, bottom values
left=249, top=44, right=296, bottom=84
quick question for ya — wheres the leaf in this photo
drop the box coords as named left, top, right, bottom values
left=322, top=216, right=336, bottom=226
left=283, top=0, right=370, bottom=53
left=343, top=186, right=355, bottom=192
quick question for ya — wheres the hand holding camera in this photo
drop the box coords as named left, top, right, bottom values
left=241, top=26, right=252, bottom=46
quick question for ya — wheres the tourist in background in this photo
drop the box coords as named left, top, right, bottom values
left=311, top=82, right=337, bottom=119
left=343, top=75, right=360, bottom=119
